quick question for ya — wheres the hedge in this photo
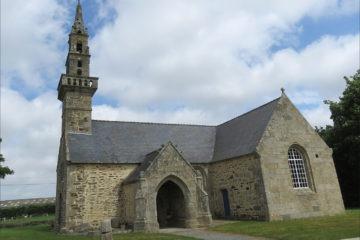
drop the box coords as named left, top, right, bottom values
left=0, top=203, right=55, bottom=219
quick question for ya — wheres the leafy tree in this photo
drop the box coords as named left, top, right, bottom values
left=316, top=70, right=360, bottom=208
left=0, top=138, right=14, bottom=179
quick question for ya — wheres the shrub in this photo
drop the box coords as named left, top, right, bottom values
left=0, top=203, right=55, bottom=219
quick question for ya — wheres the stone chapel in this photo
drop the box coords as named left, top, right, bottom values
left=55, top=1, right=344, bottom=233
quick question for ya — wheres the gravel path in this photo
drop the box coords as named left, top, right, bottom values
left=160, top=228, right=269, bottom=240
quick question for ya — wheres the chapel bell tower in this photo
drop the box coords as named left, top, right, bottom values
left=57, top=0, right=98, bottom=134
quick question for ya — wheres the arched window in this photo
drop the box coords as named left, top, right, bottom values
left=76, top=42, right=82, bottom=52
left=288, top=147, right=309, bottom=188
left=77, top=69, right=82, bottom=76
left=77, top=60, right=82, bottom=67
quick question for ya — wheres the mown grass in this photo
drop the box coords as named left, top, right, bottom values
left=0, top=224, right=198, bottom=240
left=211, top=209, right=360, bottom=240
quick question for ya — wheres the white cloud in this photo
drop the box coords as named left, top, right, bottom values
left=91, top=0, right=358, bottom=122
left=1, top=0, right=358, bottom=200
left=303, top=104, right=333, bottom=127
left=93, top=105, right=217, bottom=125
left=0, top=0, right=69, bottom=89
left=1, top=88, right=61, bottom=200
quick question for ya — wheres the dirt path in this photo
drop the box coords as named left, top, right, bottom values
left=160, top=221, right=270, bottom=240
left=161, top=228, right=269, bottom=240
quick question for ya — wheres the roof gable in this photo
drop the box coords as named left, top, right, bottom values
left=257, top=94, right=331, bottom=151
left=124, top=142, right=194, bottom=183
left=213, top=97, right=280, bottom=161
left=123, top=149, right=160, bottom=184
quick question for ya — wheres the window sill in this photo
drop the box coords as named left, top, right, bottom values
left=293, top=187, right=316, bottom=195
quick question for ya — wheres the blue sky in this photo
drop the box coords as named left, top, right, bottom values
left=1, top=0, right=359, bottom=200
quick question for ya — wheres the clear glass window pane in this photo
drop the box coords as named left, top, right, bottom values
left=288, top=148, right=309, bottom=188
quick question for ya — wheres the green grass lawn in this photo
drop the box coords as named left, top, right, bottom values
left=211, top=209, right=360, bottom=240
left=1, top=210, right=359, bottom=240
left=0, top=215, right=54, bottom=227
left=0, top=224, right=197, bottom=240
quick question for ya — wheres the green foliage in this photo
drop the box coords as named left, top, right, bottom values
left=211, top=209, right=360, bottom=240
left=316, top=70, right=360, bottom=207
left=0, top=153, right=14, bottom=179
left=0, top=203, right=55, bottom=219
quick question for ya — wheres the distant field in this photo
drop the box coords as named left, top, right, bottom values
left=211, top=209, right=360, bottom=240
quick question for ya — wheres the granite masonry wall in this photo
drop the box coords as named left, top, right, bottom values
left=63, top=164, right=137, bottom=232
left=55, top=138, right=67, bottom=231
left=120, top=182, right=137, bottom=226
left=208, top=155, right=268, bottom=220
left=257, top=95, right=344, bottom=220
left=62, top=91, right=93, bottom=134
left=132, top=143, right=212, bottom=231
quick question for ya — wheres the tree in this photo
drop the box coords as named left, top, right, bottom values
left=0, top=138, right=14, bottom=179
left=316, top=70, right=360, bottom=208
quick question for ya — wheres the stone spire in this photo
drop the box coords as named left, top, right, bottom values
left=57, top=0, right=98, bottom=134
left=71, top=0, right=87, bottom=35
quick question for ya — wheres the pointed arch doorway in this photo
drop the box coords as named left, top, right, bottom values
left=156, top=180, right=187, bottom=228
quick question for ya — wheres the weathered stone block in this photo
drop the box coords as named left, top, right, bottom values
left=100, top=232, right=113, bottom=240
left=101, top=219, right=112, bottom=233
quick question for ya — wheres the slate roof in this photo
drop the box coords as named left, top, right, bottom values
left=123, top=149, right=160, bottom=183
left=67, top=97, right=281, bottom=164
left=68, top=121, right=216, bottom=164
left=213, top=97, right=280, bottom=161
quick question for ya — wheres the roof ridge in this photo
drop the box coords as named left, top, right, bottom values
left=92, top=119, right=215, bottom=127
left=218, top=97, right=280, bottom=127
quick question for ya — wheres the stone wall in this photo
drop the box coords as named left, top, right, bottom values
left=208, top=155, right=268, bottom=220
left=133, top=143, right=212, bottom=231
left=192, top=164, right=210, bottom=193
left=67, top=34, right=90, bottom=76
left=120, top=182, right=137, bottom=226
left=55, top=138, right=67, bottom=231
left=62, top=91, right=92, bottom=134
left=257, top=95, right=344, bottom=220
left=64, top=164, right=137, bottom=232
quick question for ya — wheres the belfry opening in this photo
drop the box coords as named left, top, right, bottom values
left=156, top=180, right=187, bottom=228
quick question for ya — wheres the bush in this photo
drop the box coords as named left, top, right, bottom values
left=0, top=203, right=55, bottom=219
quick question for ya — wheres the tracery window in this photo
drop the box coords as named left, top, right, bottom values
left=288, top=147, right=309, bottom=188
